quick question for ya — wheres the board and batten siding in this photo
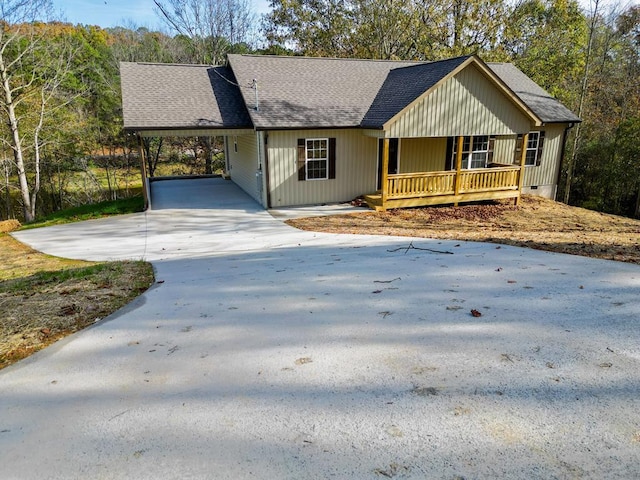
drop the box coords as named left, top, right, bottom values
left=227, top=133, right=262, bottom=204
left=493, top=135, right=517, bottom=164
left=399, top=138, right=447, bottom=173
left=522, top=124, right=567, bottom=198
left=493, top=124, right=567, bottom=198
left=267, top=129, right=377, bottom=207
left=387, top=64, right=532, bottom=138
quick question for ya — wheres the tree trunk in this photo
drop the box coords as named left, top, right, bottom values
left=0, top=51, right=33, bottom=222
left=3, top=159, right=11, bottom=219
left=564, top=0, right=599, bottom=205
left=204, top=137, right=213, bottom=175
left=30, top=89, right=48, bottom=221
left=143, top=137, right=163, bottom=177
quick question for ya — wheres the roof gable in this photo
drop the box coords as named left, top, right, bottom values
left=361, top=56, right=470, bottom=128
left=386, top=62, right=536, bottom=137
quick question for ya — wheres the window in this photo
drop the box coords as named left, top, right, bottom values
left=305, top=138, right=328, bottom=180
left=451, top=135, right=494, bottom=169
left=515, top=131, right=545, bottom=166
left=297, top=138, right=336, bottom=181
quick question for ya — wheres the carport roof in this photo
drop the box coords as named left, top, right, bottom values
left=120, top=62, right=252, bottom=131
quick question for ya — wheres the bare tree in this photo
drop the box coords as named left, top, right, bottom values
left=564, top=0, right=600, bottom=205
left=0, top=0, right=81, bottom=221
left=153, top=0, right=257, bottom=65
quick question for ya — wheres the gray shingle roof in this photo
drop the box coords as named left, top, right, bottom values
left=227, top=54, right=420, bottom=129
left=120, top=62, right=252, bottom=130
left=487, top=63, right=581, bottom=123
left=361, top=56, right=470, bottom=128
left=120, top=56, right=579, bottom=133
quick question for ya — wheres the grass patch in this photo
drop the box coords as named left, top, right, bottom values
left=22, top=196, right=145, bottom=230
left=0, top=233, right=154, bottom=369
left=2, top=263, right=116, bottom=293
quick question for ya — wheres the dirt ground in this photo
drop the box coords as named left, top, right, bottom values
left=287, top=195, right=640, bottom=265
left=0, top=226, right=154, bottom=369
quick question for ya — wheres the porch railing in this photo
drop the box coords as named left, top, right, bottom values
left=386, top=166, right=520, bottom=199
left=387, top=171, right=455, bottom=198
left=458, top=167, right=520, bottom=193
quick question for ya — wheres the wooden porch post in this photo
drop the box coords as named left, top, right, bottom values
left=137, top=134, right=150, bottom=210
left=453, top=135, right=464, bottom=206
left=380, top=137, right=390, bottom=211
left=516, top=133, right=529, bottom=206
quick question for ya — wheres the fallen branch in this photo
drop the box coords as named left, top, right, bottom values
left=374, top=277, right=401, bottom=283
left=387, top=241, right=454, bottom=255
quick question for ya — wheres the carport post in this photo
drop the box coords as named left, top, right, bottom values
left=137, top=134, right=151, bottom=210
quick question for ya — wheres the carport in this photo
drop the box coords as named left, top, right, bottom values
left=120, top=61, right=255, bottom=209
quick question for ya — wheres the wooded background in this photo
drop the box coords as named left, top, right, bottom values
left=1, top=0, right=638, bottom=222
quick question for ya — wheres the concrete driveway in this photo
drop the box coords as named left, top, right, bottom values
left=2, top=178, right=640, bottom=479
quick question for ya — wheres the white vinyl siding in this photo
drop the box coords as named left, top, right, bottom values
left=227, top=133, right=262, bottom=204
left=387, top=64, right=532, bottom=138
left=268, top=129, right=377, bottom=207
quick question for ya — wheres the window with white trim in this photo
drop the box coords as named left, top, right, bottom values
left=297, top=137, right=336, bottom=181
left=305, top=138, right=329, bottom=180
left=525, top=132, right=540, bottom=166
left=451, top=135, right=493, bottom=169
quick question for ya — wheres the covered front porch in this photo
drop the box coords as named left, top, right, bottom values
left=364, top=134, right=529, bottom=211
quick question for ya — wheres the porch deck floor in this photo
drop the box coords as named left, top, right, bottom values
left=364, top=190, right=520, bottom=211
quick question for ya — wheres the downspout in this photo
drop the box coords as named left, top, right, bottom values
left=255, top=130, right=268, bottom=208
left=554, top=123, right=575, bottom=201
left=263, top=133, right=271, bottom=208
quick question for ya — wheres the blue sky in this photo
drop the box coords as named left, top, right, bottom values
left=52, top=0, right=271, bottom=29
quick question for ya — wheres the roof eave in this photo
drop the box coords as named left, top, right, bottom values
left=253, top=124, right=363, bottom=131
left=124, top=125, right=255, bottom=136
left=540, top=118, right=582, bottom=125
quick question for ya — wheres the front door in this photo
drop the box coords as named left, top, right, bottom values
left=377, top=138, right=399, bottom=190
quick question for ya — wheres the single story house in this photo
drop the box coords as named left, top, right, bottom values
left=120, top=54, right=580, bottom=211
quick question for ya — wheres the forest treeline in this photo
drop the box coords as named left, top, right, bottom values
left=1, top=0, right=638, bottom=221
